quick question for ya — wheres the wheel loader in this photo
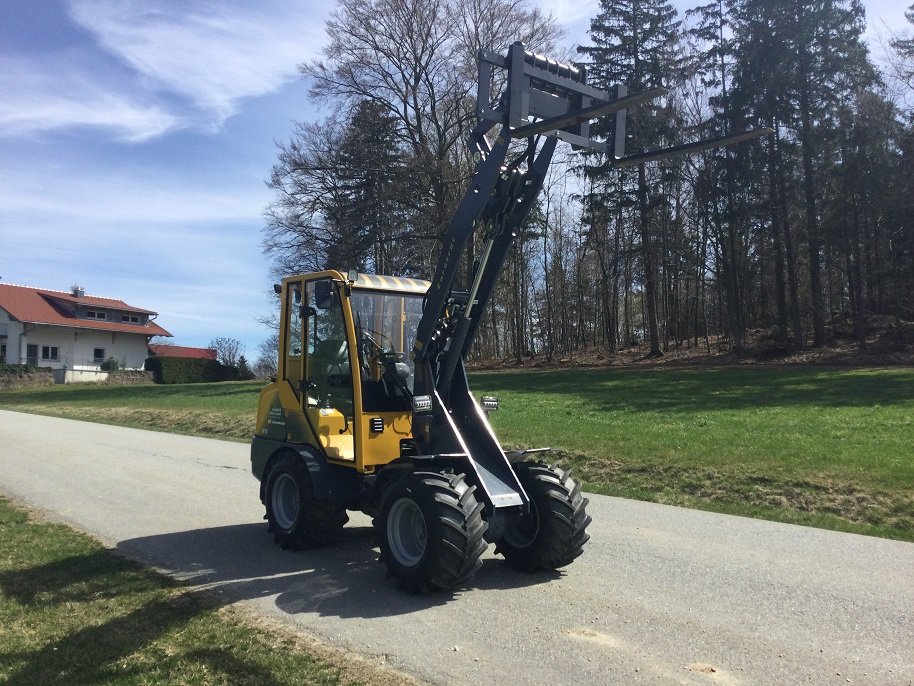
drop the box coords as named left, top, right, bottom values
left=251, top=42, right=770, bottom=592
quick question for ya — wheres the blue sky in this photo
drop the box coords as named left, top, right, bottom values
left=0, top=0, right=908, bottom=361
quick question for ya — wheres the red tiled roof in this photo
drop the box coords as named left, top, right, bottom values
left=39, top=290, right=156, bottom=315
left=0, top=283, right=172, bottom=337
left=148, top=344, right=216, bottom=360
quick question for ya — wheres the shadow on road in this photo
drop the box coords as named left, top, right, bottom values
left=116, top=520, right=561, bottom=619
left=0, top=519, right=559, bottom=685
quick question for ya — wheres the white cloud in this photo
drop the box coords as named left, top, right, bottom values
left=67, top=0, right=328, bottom=126
left=536, top=0, right=599, bottom=28
left=0, top=59, right=181, bottom=142
left=0, top=1, right=328, bottom=142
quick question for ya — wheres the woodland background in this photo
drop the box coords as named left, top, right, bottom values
left=258, top=0, right=914, bottom=369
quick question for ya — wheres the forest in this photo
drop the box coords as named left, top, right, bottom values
left=261, top=0, right=914, bottom=363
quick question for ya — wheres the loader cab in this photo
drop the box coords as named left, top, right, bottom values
left=275, top=270, right=429, bottom=472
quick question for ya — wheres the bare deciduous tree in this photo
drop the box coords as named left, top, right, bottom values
left=209, top=337, right=244, bottom=369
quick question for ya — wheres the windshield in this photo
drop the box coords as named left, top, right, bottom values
left=350, top=289, right=424, bottom=392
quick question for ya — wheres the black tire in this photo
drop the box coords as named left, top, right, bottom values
left=378, top=471, right=488, bottom=593
left=265, top=454, right=348, bottom=549
left=497, top=462, right=591, bottom=572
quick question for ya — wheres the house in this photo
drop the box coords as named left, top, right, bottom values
left=0, top=283, right=172, bottom=382
left=147, top=344, right=216, bottom=360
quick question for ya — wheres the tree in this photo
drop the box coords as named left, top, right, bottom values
left=734, top=0, right=875, bottom=346
left=237, top=355, right=255, bottom=380
left=264, top=100, right=415, bottom=278
left=687, top=0, right=752, bottom=351
left=294, top=0, right=561, bottom=279
left=890, top=4, right=914, bottom=96
left=253, top=333, right=279, bottom=379
left=209, top=337, right=244, bottom=369
left=256, top=0, right=911, bottom=363
left=578, top=0, right=683, bottom=357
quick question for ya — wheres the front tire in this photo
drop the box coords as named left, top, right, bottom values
left=265, top=454, right=348, bottom=548
left=497, top=462, right=591, bottom=571
left=378, top=471, right=487, bottom=593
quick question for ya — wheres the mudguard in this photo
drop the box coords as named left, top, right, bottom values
left=251, top=437, right=361, bottom=503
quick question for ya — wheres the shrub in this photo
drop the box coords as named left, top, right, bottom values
left=0, top=363, right=43, bottom=375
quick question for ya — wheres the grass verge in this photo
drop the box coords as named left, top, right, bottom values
left=0, top=380, right=259, bottom=440
left=0, top=497, right=415, bottom=686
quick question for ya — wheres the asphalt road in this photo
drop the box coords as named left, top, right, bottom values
left=1, top=409, right=912, bottom=686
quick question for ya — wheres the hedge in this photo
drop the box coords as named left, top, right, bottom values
left=144, top=356, right=237, bottom=384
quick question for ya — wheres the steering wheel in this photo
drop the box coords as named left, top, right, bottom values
left=361, top=327, right=397, bottom=359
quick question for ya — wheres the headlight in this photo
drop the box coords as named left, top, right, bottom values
left=412, top=395, right=433, bottom=413
left=481, top=396, right=499, bottom=412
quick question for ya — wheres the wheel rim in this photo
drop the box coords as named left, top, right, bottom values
left=503, top=502, right=540, bottom=549
left=271, top=472, right=300, bottom=531
left=387, top=497, right=427, bottom=567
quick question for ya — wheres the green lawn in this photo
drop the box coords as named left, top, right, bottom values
left=1, top=366, right=912, bottom=540
left=475, top=366, right=914, bottom=539
left=0, top=497, right=359, bottom=686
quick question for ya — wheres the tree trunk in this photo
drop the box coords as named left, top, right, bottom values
left=767, top=131, right=790, bottom=346
left=638, top=165, right=663, bottom=357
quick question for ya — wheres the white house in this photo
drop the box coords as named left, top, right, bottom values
left=0, top=283, right=172, bottom=382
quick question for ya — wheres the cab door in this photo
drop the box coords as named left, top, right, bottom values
left=301, top=278, right=355, bottom=462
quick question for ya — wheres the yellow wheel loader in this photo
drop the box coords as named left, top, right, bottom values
left=252, top=43, right=770, bottom=592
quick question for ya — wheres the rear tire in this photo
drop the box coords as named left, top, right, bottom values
left=378, top=471, right=487, bottom=593
left=265, top=454, right=348, bottom=548
left=497, top=462, right=591, bottom=571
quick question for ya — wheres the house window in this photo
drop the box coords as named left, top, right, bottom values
left=0, top=343, right=6, bottom=363
left=86, top=310, right=107, bottom=320
left=121, top=314, right=140, bottom=324
left=41, top=345, right=59, bottom=361
left=93, top=348, right=105, bottom=362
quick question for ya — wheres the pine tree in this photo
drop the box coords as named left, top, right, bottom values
left=730, top=0, right=875, bottom=346
left=578, top=0, right=683, bottom=357
left=332, top=100, right=412, bottom=274
left=687, top=0, right=756, bottom=351
left=264, top=101, right=410, bottom=278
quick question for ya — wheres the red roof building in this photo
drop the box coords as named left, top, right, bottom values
left=148, top=344, right=216, bottom=360
left=0, top=283, right=172, bottom=376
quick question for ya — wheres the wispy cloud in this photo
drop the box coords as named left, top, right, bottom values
left=0, top=58, right=181, bottom=142
left=0, top=1, right=328, bottom=142
left=67, top=0, right=328, bottom=127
